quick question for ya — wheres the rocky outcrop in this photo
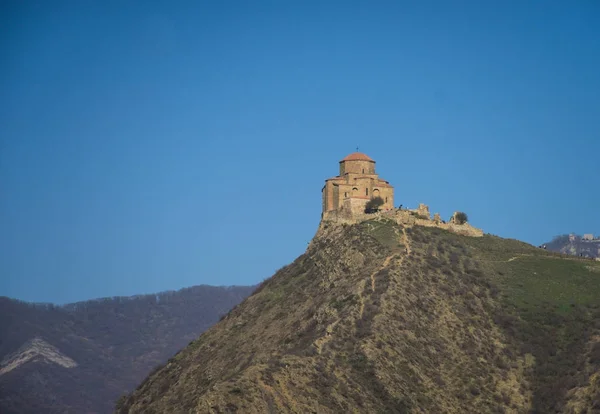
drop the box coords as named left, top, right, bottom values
left=0, top=338, right=77, bottom=377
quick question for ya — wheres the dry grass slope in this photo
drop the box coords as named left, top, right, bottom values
left=116, top=220, right=600, bottom=413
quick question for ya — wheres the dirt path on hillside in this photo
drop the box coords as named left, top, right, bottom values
left=402, top=227, right=412, bottom=255
left=316, top=253, right=396, bottom=354
left=494, top=253, right=594, bottom=263
left=359, top=254, right=395, bottom=319
left=371, top=254, right=395, bottom=292
left=480, top=254, right=531, bottom=263
left=316, top=226, right=413, bottom=354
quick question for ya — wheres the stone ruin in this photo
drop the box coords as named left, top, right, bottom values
left=321, top=202, right=484, bottom=238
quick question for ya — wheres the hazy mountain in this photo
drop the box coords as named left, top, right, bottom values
left=0, top=285, right=254, bottom=414
left=543, top=234, right=600, bottom=259
left=118, top=219, right=600, bottom=413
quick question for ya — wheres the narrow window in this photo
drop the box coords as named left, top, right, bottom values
left=366, top=188, right=369, bottom=196
left=362, top=168, right=364, bottom=173
left=344, top=192, right=347, bottom=197
left=385, top=197, right=388, bottom=202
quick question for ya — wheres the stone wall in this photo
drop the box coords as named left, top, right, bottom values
left=340, top=160, right=375, bottom=175
left=323, top=176, right=394, bottom=213
left=377, top=186, right=394, bottom=211
left=321, top=205, right=484, bottom=238
left=416, top=203, right=431, bottom=219
left=332, top=185, right=340, bottom=210
left=344, top=197, right=370, bottom=216
left=322, top=181, right=335, bottom=212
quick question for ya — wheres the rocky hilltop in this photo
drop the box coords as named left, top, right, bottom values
left=544, top=234, right=600, bottom=259
left=117, top=219, right=600, bottom=413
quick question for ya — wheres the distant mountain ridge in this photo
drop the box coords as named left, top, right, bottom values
left=544, top=234, right=600, bottom=259
left=0, top=284, right=254, bottom=414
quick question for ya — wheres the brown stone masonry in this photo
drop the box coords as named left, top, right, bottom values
left=322, top=152, right=394, bottom=215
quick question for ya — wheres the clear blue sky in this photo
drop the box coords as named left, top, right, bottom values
left=1, top=1, right=598, bottom=304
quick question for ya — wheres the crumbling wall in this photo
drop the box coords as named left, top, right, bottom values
left=417, top=204, right=431, bottom=220
left=321, top=205, right=484, bottom=238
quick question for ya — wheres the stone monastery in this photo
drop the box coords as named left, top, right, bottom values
left=321, top=152, right=484, bottom=237
left=322, top=152, right=394, bottom=215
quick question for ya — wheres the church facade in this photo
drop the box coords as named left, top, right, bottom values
left=322, top=152, right=394, bottom=216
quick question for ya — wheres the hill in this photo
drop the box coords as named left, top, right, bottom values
left=544, top=234, right=600, bottom=259
left=0, top=285, right=254, bottom=414
left=117, top=219, right=600, bottom=413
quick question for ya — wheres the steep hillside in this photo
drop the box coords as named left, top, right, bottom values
left=0, top=285, right=254, bottom=414
left=544, top=234, right=600, bottom=259
left=117, top=220, right=600, bottom=413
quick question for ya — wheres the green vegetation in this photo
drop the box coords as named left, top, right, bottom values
left=454, top=211, right=468, bottom=224
left=499, top=257, right=599, bottom=312
left=364, top=196, right=384, bottom=213
left=358, top=218, right=402, bottom=250
left=419, top=226, right=600, bottom=412
left=330, top=294, right=359, bottom=310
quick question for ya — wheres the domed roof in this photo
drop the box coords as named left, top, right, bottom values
left=340, top=152, right=374, bottom=162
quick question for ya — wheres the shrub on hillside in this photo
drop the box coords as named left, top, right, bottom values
left=455, top=212, right=468, bottom=225
left=364, top=196, right=384, bottom=213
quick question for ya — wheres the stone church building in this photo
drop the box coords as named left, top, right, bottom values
left=322, top=152, right=394, bottom=215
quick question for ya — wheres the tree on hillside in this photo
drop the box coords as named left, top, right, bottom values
left=454, top=212, right=468, bottom=225
left=365, top=196, right=384, bottom=214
